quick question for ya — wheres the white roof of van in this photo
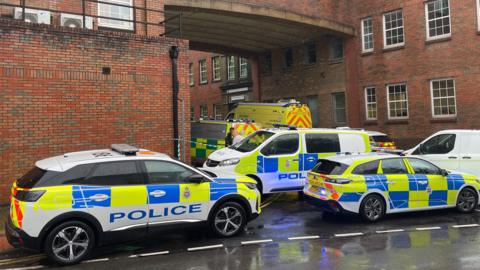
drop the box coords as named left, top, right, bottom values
left=264, top=128, right=368, bottom=134
left=436, top=129, right=480, bottom=133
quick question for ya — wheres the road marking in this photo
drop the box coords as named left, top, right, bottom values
left=375, top=229, right=405, bottom=234
left=452, top=224, right=480, bottom=228
left=287, top=235, right=320, bottom=241
left=241, top=239, right=273, bottom=245
left=82, top=258, right=109, bottom=263
left=187, top=244, right=223, bottom=252
left=5, top=266, right=45, bottom=270
left=415, top=226, right=441, bottom=231
left=334, top=232, right=363, bottom=238
left=137, top=251, right=170, bottom=257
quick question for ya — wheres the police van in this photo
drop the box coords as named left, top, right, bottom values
left=203, top=127, right=371, bottom=194
left=6, top=145, right=260, bottom=265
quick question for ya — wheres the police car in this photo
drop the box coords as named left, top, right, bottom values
left=203, top=127, right=371, bottom=194
left=6, top=144, right=260, bottom=265
left=304, top=153, right=480, bottom=222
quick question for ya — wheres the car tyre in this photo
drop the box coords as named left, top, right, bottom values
left=210, top=202, right=247, bottom=238
left=456, top=187, right=478, bottom=213
left=359, top=194, right=385, bottom=222
left=44, top=221, right=95, bottom=265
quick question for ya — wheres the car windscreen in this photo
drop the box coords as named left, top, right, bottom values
left=16, top=167, right=61, bottom=188
left=230, top=131, right=275, bottom=153
left=371, top=135, right=393, bottom=142
left=312, top=160, right=349, bottom=175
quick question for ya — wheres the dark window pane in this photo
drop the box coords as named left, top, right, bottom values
left=312, top=160, right=349, bottom=175
left=408, top=158, right=441, bottom=175
left=145, top=161, right=197, bottom=184
left=261, top=134, right=299, bottom=156
left=83, top=161, right=142, bottom=186
left=381, top=159, right=408, bottom=174
left=417, top=134, right=456, bottom=154
left=305, top=133, right=340, bottom=153
left=352, top=160, right=380, bottom=175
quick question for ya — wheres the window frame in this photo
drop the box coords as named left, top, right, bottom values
left=424, top=0, right=452, bottom=41
left=364, top=86, right=377, bottom=121
left=283, top=48, right=294, bottom=70
left=227, top=56, right=236, bottom=80
left=189, top=63, right=194, bottom=86
left=407, top=157, right=442, bottom=175
left=383, top=9, right=405, bottom=49
left=329, top=37, right=344, bottom=62
left=430, top=78, right=457, bottom=118
left=81, top=160, right=145, bottom=186
left=379, top=158, right=409, bottom=175
left=260, top=133, right=300, bottom=157
left=361, top=17, right=374, bottom=53
left=97, top=0, right=134, bottom=30
left=199, top=59, right=207, bottom=84
left=332, top=92, right=347, bottom=125
left=200, top=104, right=208, bottom=119
left=477, top=0, right=480, bottom=31
left=212, top=56, right=221, bottom=82
left=239, top=57, right=248, bottom=79
left=213, top=104, right=223, bottom=120
left=142, top=160, right=208, bottom=185
left=304, top=133, right=341, bottom=154
left=386, top=83, right=409, bottom=120
left=305, top=41, right=317, bottom=64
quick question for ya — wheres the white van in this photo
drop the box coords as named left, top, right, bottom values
left=202, top=127, right=371, bottom=194
left=404, top=130, right=480, bottom=177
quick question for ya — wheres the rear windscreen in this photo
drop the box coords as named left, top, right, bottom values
left=191, top=122, right=226, bottom=139
left=312, top=160, right=349, bottom=175
left=16, top=167, right=60, bottom=188
left=371, top=135, right=392, bottom=142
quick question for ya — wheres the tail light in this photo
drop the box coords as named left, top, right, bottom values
left=14, top=190, right=45, bottom=202
left=324, top=178, right=352, bottom=184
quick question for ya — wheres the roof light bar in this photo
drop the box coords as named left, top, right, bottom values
left=111, top=144, right=139, bottom=155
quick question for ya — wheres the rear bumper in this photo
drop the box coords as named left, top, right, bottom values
left=5, top=220, right=40, bottom=251
left=304, top=195, right=347, bottom=214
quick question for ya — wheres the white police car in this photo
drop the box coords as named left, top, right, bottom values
left=6, top=144, right=260, bottom=265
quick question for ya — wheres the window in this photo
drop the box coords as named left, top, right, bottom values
left=212, top=56, right=221, bottom=81
left=414, top=134, right=456, bottom=155
left=307, top=95, right=319, bottom=127
left=408, top=158, right=441, bottom=175
left=477, top=0, right=480, bottom=31
left=261, top=134, right=299, bottom=156
left=431, top=78, right=456, bottom=117
left=189, top=63, right=194, bottom=86
left=52, top=164, right=96, bottom=186
left=144, top=161, right=197, bottom=184
left=263, top=52, right=272, bottom=73
left=312, top=160, right=349, bottom=175
left=227, top=56, right=236, bottom=80
left=361, top=17, right=374, bottom=52
left=83, top=161, right=142, bottom=186
left=352, top=160, right=380, bottom=175
left=305, top=134, right=340, bottom=153
left=305, top=42, right=317, bottom=64
left=383, top=9, right=404, bottom=48
left=190, top=107, right=195, bottom=121
left=425, top=0, right=451, bottom=40
left=381, top=159, right=408, bottom=174
left=329, top=37, right=344, bottom=61
left=387, top=83, right=408, bottom=119
left=199, top=59, right=207, bottom=84
left=332, top=92, right=347, bottom=124
left=214, top=104, right=223, bottom=120
left=283, top=48, right=293, bottom=69
left=365, top=87, right=377, bottom=120
left=239, top=58, right=248, bottom=78
left=200, top=105, right=208, bottom=119
left=98, top=0, right=133, bottom=30
left=231, top=131, right=275, bottom=153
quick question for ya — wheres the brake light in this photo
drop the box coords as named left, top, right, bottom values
left=14, top=190, right=46, bottom=202
left=324, top=178, right=352, bottom=184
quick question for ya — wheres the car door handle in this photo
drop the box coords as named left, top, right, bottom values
left=418, top=181, right=428, bottom=185
left=149, top=190, right=167, bottom=198
left=386, top=181, right=395, bottom=184
left=463, top=156, right=472, bottom=159
left=307, top=157, right=316, bottom=162
left=88, top=194, right=109, bottom=202
left=448, top=156, right=458, bottom=159
left=292, top=158, right=300, bottom=162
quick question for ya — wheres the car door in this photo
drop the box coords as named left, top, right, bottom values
left=412, top=133, right=459, bottom=172
left=72, top=161, right=148, bottom=235
left=458, top=133, right=480, bottom=178
left=142, top=160, right=211, bottom=228
left=378, top=158, right=410, bottom=210
left=302, top=133, right=341, bottom=172
left=257, top=133, right=302, bottom=193
left=406, top=158, right=448, bottom=207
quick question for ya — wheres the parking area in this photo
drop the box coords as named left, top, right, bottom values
left=2, top=193, right=480, bottom=269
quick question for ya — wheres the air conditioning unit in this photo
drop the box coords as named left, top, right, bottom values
left=14, top=8, right=51, bottom=24
left=60, top=13, right=93, bottom=29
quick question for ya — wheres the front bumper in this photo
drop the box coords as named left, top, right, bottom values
left=5, top=219, right=40, bottom=251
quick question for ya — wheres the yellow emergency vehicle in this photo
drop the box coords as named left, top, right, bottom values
left=191, top=120, right=260, bottom=166
left=304, top=153, right=480, bottom=222
left=225, top=100, right=313, bottom=128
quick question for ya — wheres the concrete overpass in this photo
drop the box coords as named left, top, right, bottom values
left=163, top=0, right=356, bottom=53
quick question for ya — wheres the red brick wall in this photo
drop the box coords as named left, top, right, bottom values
left=352, top=0, right=480, bottom=149
left=0, top=19, right=189, bottom=203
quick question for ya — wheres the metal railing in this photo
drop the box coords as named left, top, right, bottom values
left=0, top=0, right=179, bottom=36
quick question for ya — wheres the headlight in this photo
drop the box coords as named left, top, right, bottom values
left=219, top=158, right=240, bottom=166
left=244, top=183, right=257, bottom=190
left=325, top=178, right=352, bottom=184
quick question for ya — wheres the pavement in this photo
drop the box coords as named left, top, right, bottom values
left=2, top=194, right=480, bottom=269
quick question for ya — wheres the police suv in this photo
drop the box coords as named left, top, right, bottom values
left=6, top=145, right=260, bottom=265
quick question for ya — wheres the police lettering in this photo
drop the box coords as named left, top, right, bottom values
left=110, top=204, right=202, bottom=223
left=278, top=173, right=307, bottom=180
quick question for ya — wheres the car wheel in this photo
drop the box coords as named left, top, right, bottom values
left=456, top=188, right=478, bottom=213
left=44, top=221, right=95, bottom=265
left=360, top=194, right=385, bottom=222
left=211, top=202, right=247, bottom=237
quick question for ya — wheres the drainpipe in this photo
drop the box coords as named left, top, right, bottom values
left=169, top=46, right=180, bottom=159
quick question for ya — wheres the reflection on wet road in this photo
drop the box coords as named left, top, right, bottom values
left=3, top=194, right=480, bottom=269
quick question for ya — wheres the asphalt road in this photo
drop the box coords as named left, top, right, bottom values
left=2, top=194, right=480, bottom=270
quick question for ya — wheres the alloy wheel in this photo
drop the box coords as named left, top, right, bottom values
left=51, top=226, right=90, bottom=262
left=364, top=196, right=383, bottom=221
left=214, top=206, right=243, bottom=236
left=458, top=188, right=477, bottom=212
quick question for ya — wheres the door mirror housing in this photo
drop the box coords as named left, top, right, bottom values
left=185, top=174, right=206, bottom=184
left=440, top=169, right=449, bottom=177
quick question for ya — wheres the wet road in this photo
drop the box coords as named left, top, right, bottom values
left=3, top=194, right=480, bottom=269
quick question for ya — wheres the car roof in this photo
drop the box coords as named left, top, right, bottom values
left=365, top=130, right=387, bottom=136
left=435, top=129, right=480, bottom=134
left=35, top=148, right=171, bottom=172
left=320, top=153, right=399, bottom=165
left=263, top=128, right=368, bottom=135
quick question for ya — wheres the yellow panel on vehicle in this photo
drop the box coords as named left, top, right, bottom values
left=179, top=183, right=210, bottom=203
left=111, top=186, right=147, bottom=207
left=33, top=186, right=72, bottom=211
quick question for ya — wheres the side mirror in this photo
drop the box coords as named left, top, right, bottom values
left=185, top=174, right=206, bottom=184
left=440, top=169, right=449, bottom=177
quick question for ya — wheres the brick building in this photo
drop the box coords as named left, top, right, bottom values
left=0, top=0, right=189, bottom=202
